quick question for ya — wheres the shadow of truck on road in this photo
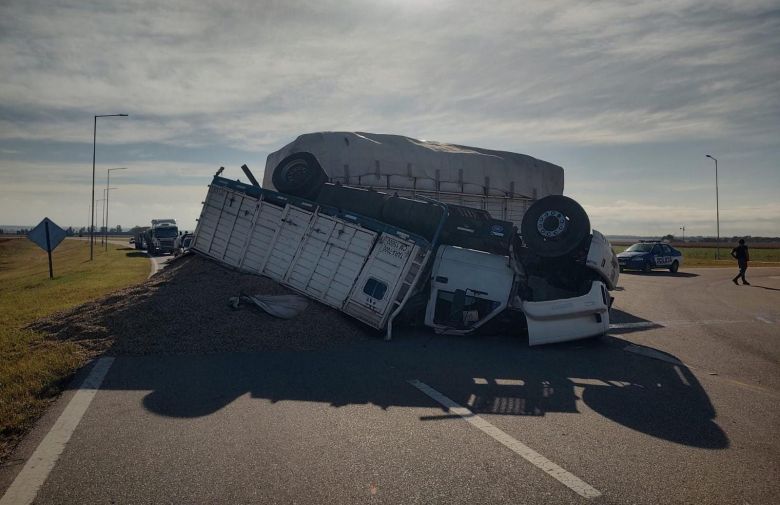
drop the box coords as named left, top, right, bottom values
left=34, top=254, right=727, bottom=450
left=98, top=332, right=727, bottom=450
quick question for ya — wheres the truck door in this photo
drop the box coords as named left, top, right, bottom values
left=343, top=234, right=418, bottom=327
left=192, top=185, right=229, bottom=253
left=262, top=205, right=313, bottom=281
left=240, top=199, right=284, bottom=274
left=285, top=214, right=378, bottom=308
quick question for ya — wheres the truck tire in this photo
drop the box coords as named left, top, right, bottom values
left=271, top=152, right=328, bottom=200
left=521, top=195, right=590, bottom=258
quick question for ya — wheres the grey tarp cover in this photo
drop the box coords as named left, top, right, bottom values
left=263, top=132, right=564, bottom=199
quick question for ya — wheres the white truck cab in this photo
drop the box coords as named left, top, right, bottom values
left=425, top=246, right=514, bottom=334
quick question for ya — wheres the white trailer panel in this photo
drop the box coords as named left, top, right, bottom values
left=193, top=181, right=431, bottom=331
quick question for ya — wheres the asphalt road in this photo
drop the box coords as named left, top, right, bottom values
left=2, top=266, right=778, bottom=504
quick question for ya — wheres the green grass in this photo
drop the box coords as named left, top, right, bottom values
left=612, top=245, right=780, bottom=267
left=0, top=238, right=149, bottom=460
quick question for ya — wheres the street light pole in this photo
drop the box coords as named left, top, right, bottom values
left=705, top=154, right=720, bottom=260
left=91, top=113, right=128, bottom=260
left=103, top=187, right=118, bottom=249
left=105, top=168, right=127, bottom=251
left=96, top=197, right=106, bottom=244
left=680, top=226, right=685, bottom=242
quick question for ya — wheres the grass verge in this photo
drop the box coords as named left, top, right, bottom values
left=612, top=245, right=780, bottom=268
left=0, top=237, right=149, bottom=462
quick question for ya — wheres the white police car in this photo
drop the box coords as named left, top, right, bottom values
left=617, top=242, right=683, bottom=273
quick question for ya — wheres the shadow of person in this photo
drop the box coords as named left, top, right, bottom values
left=750, top=285, right=780, bottom=292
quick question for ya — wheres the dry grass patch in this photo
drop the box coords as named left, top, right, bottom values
left=0, top=238, right=149, bottom=461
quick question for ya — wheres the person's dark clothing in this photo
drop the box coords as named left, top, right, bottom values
left=731, top=244, right=749, bottom=284
left=732, top=245, right=749, bottom=262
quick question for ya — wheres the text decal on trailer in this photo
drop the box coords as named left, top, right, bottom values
left=379, top=236, right=410, bottom=262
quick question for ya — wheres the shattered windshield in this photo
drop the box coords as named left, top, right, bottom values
left=626, top=243, right=653, bottom=253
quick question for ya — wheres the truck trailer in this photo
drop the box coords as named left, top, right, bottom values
left=191, top=133, right=618, bottom=345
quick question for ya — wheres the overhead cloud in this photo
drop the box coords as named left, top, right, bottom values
left=0, top=0, right=778, bottom=234
left=1, top=0, right=778, bottom=149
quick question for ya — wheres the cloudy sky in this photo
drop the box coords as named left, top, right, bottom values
left=1, top=0, right=778, bottom=237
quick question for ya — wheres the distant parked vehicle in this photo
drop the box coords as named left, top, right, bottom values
left=617, top=242, right=683, bottom=273
left=173, top=232, right=193, bottom=257
left=132, top=228, right=149, bottom=250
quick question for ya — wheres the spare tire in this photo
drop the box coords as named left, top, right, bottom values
left=521, top=195, right=590, bottom=258
left=271, top=152, right=328, bottom=200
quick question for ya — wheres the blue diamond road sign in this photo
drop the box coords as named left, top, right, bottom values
left=28, top=217, right=67, bottom=253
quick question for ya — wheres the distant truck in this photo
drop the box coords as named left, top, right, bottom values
left=191, top=133, right=619, bottom=345
left=131, top=227, right=149, bottom=250
left=144, top=219, right=179, bottom=255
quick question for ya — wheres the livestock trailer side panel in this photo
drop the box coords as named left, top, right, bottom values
left=193, top=179, right=431, bottom=330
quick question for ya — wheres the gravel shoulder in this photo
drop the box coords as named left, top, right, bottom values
left=31, top=253, right=373, bottom=356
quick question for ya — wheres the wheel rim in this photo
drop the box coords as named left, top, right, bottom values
left=282, top=162, right=309, bottom=185
left=536, top=210, right=568, bottom=238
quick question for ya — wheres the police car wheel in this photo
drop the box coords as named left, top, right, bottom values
left=669, top=261, right=679, bottom=273
left=521, top=195, right=590, bottom=258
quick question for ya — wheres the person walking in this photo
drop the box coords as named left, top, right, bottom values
left=731, top=239, right=750, bottom=285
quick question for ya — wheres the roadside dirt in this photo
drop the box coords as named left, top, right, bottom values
left=30, top=254, right=373, bottom=355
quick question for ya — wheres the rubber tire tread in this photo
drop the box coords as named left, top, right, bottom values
left=521, top=195, right=590, bottom=258
left=271, top=152, right=328, bottom=200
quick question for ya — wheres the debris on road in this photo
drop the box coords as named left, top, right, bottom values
left=228, top=293, right=309, bottom=319
left=30, top=254, right=371, bottom=355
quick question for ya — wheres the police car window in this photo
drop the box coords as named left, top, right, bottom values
left=662, top=245, right=672, bottom=254
left=652, top=245, right=662, bottom=254
left=626, top=244, right=653, bottom=252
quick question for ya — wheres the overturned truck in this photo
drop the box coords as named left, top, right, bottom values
left=192, top=132, right=618, bottom=345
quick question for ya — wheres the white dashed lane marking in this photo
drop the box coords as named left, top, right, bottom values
left=408, top=379, right=602, bottom=500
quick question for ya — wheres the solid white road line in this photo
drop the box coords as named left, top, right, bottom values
left=147, top=254, right=160, bottom=278
left=408, top=379, right=602, bottom=500
left=755, top=316, right=773, bottom=324
left=0, top=357, right=114, bottom=505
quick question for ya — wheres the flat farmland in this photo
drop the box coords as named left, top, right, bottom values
left=611, top=242, right=780, bottom=267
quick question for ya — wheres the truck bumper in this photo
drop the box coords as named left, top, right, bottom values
left=522, top=281, right=610, bottom=346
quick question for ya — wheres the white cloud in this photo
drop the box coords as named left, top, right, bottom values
left=0, top=0, right=778, bottom=149
left=0, top=0, right=778, bottom=236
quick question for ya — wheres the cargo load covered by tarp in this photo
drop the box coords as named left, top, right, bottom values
left=263, top=132, right=564, bottom=225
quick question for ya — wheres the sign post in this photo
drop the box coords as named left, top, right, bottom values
left=28, top=218, right=67, bottom=279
